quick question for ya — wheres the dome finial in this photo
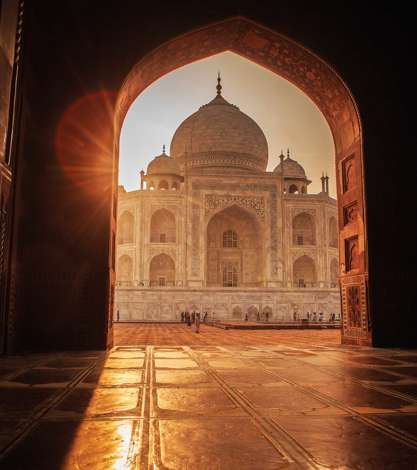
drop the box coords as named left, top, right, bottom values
left=162, top=144, right=166, bottom=155
left=216, top=71, right=222, bottom=96
left=287, top=148, right=290, bottom=159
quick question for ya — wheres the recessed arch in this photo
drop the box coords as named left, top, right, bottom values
left=117, top=255, right=133, bottom=282
left=329, top=217, right=338, bottom=248
left=149, top=253, right=175, bottom=286
left=206, top=204, right=263, bottom=287
left=293, top=212, right=316, bottom=246
left=288, top=184, right=299, bottom=194
left=330, top=258, right=339, bottom=287
left=158, top=180, right=169, bottom=190
left=118, top=211, right=134, bottom=244
left=293, top=255, right=316, bottom=287
left=150, top=208, right=176, bottom=243
left=113, top=16, right=370, bottom=345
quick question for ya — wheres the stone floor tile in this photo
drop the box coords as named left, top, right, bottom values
left=154, top=358, right=198, bottom=369
left=83, top=367, right=143, bottom=386
left=51, top=387, right=141, bottom=417
left=155, top=369, right=216, bottom=386
left=274, top=415, right=417, bottom=469
left=0, top=419, right=137, bottom=469
left=11, top=368, right=83, bottom=386
left=156, top=417, right=289, bottom=469
left=237, top=384, right=346, bottom=416
left=313, top=381, right=416, bottom=412
left=0, top=387, right=57, bottom=416
left=154, top=387, right=243, bottom=417
left=103, top=357, right=144, bottom=369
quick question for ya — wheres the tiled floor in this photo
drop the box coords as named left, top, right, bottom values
left=114, top=322, right=342, bottom=346
left=0, top=325, right=417, bottom=469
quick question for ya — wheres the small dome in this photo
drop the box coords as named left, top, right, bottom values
left=147, top=149, right=181, bottom=176
left=274, top=155, right=307, bottom=179
left=170, top=77, right=268, bottom=172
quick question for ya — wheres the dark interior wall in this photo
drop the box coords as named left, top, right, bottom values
left=10, top=0, right=416, bottom=350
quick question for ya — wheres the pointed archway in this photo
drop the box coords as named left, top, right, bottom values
left=111, top=16, right=369, bottom=346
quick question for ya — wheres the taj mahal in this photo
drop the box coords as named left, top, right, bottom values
left=114, top=77, right=340, bottom=322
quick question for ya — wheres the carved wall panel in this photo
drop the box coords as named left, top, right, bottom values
left=205, top=194, right=265, bottom=219
left=342, top=155, right=356, bottom=193
left=343, top=201, right=358, bottom=225
left=347, top=286, right=361, bottom=328
left=340, top=275, right=369, bottom=343
left=345, top=236, right=359, bottom=272
left=191, top=198, right=200, bottom=277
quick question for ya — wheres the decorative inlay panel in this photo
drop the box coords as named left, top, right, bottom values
left=191, top=198, right=200, bottom=277
left=342, top=155, right=356, bottom=193
left=345, top=236, right=359, bottom=272
left=343, top=201, right=358, bottom=225
left=205, top=194, right=265, bottom=219
left=347, top=285, right=361, bottom=328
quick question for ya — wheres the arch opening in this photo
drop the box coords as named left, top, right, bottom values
left=206, top=205, right=264, bottom=288
left=150, top=209, right=176, bottom=243
left=112, top=16, right=369, bottom=346
left=149, top=253, right=175, bottom=287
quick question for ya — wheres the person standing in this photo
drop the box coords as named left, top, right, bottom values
left=186, top=311, right=191, bottom=327
left=195, top=312, right=201, bottom=333
left=191, top=311, right=195, bottom=324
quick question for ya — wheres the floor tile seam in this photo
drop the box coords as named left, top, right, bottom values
left=136, top=345, right=152, bottom=469
left=39, top=416, right=145, bottom=422
left=318, top=353, right=417, bottom=373
left=272, top=354, right=417, bottom=405
left=259, top=365, right=417, bottom=451
left=0, top=355, right=103, bottom=460
left=0, top=354, right=67, bottom=381
left=183, top=347, right=321, bottom=470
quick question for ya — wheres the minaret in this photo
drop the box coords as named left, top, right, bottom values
left=320, top=172, right=326, bottom=193
left=325, top=173, right=329, bottom=194
left=140, top=170, right=144, bottom=190
left=216, top=71, right=222, bottom=95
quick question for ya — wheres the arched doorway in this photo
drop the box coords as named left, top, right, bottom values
left=150, top=209, right=176, bottom=243
left=293, top=255, right=316, bottom=288
left=117, top=211, right=134, bottom=244
left=206, top=205, right=263, bottom=287
left=113, top=17, right=369, bottom=346
left=292, top=212, right=316, bottom=246
left=149, top=253, right=175, bottom=286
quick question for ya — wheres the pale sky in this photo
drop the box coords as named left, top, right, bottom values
left=119, top=51, right=336, bottom=197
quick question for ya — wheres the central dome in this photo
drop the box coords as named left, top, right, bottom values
left=170, top=79, right=268, bottom=173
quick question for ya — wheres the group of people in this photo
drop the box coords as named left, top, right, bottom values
left=302, top=311, right=339, bottom=322
left=180, top=311, right=209, bottom=333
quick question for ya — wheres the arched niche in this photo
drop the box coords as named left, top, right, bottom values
left=329, top=217, right=338, bottom=248
left=293, top=255, right=316, bottom=287
left=149, top=253, right=175, bottom=286
left=118, top=211, right=134, bottom=244
left=232, top=306, right=242, bottom=319
left=293, top=212, right=316, bottom=246
left=114, top=17, right=369, bottom=345
left=288, top=184, right=299, bottom=194
left=158, top=180, right=169, bottom=190
left=206, top=205, right=263, bottom=287
left=117, top=255, right=133, bottom=282
left=150, top=208, right=176, bottom=243
left=330, top=258, right=339, bottom=287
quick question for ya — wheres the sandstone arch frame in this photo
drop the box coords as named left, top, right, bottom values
left=113, top=16, right=369, bottom=345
